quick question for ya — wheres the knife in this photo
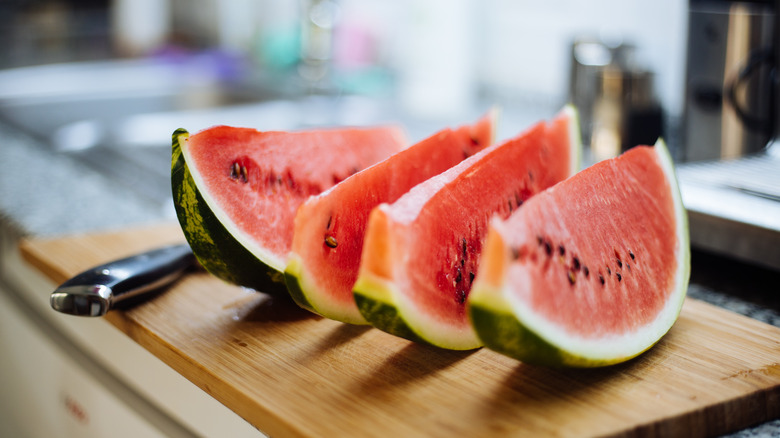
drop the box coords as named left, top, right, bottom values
left=50, top=243, right=197, bottom=317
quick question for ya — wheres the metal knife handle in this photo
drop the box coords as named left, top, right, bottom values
left=50, top=243, right=196, bottom=317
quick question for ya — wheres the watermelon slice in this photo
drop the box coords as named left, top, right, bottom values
left=285, top=110, right=498, bottom=324
left=468, top=139, right=689, bottom=367
left=171, top=125, right=406, bottom=293
left=353, top=106, right=581, bottom=350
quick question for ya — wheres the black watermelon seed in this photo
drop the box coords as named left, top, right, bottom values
left=626, top=263, right=631, bottom=271
left=544, top=241, right=552, bottom=256
left=558, top=245, right=565, bottom=257
left=455, top=267, right=462, bottom=283
left=324, top=235, right=338, bottom=248
left=629, top=250, right=635, bottom=260
left=616, top=273, right=622, bottom=282
left=326, top=215, right=333, bottom=230
left=583, top=266, right=590, bottom=277
left=572, top=257, right=581, bottom=271
left=607, top=266, right=611, bottom=276
left=617, top=259, right=623, bottom=269
left=599, top=274, right=605, bottom=285
left=462, top=238, right=468, bottom=259
left=469, top=271, right=475, bottom=283
left=537, top=235, right=544, bottom=246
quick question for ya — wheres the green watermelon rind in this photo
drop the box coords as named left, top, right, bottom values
left=468, top=138, right=690, bottom=367
left=354, top=107, right=583, bottom=351
left=171, top=129, right=287, bottom=294
left=467, top=280, right=638, bottom=367
left=352, top=274, right=427, bottom=345
left=354, top=260, right=484, bottom=350
left=283, top=255, right=317, bottom=313
left=285, top=254, right=373, bottom=324
left=469, top=301, right=622, bottom=367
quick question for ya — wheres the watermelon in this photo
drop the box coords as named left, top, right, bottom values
left=468, top=139, right=689, bottom=367
left=171, top=125, right=406, bottom=293
left=285, top=110, right=498, bottom=324
left=353, top=106, right=581, bottom=350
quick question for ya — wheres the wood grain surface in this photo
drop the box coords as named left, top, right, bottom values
left=19, top=223, right=780, bottom=438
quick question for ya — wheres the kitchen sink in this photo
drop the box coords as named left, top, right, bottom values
left=0, top=58, right=423, bottom=209
left=0, top=58, right=236, bottom=141
left=48, top=95, right=407, bottom=207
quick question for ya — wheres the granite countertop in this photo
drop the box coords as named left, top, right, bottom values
left=1, top=119, right=779, bottom=437
left=0, top=120, right=171, bottom=237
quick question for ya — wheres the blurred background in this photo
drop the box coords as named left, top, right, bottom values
left=0, top=0, right=687, bottom=136
left=1, top=1, right=780, bottom=436
left=1, top=0, right=778, bottom=264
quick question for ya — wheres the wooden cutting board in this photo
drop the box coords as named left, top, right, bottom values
left=19, top=223, right=780, bottom=438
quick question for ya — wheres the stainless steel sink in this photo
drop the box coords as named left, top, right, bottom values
left=48, top=95, right=407, bottom=206
left=0, top=58, right=227, bottom=140
left=0, top=59, right=416, bottom=208
left=0, top=58, right=246, bottom=207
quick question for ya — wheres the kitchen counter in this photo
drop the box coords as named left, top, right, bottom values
left=0, top=120, right=171, bottom=238
left=2, top=118, right=780, bottom=437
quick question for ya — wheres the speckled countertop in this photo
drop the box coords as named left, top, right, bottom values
left=1, top=119, right=779, bottom=437
left=0, top=121, right=171, bottom=238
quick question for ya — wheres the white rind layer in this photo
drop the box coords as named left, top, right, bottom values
left=181, top=137, right=286, bottom=272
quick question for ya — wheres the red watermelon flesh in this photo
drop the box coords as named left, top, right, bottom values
left=353, top=106, right=580, bottom=350
left=285, top=110, right=497, bottom=324
left=468, top=140, right=689, bottom=366
left=181, top=125, right=407, bottom=272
